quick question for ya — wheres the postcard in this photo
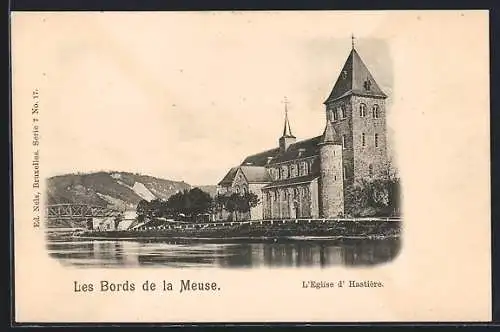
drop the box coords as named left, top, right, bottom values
left=11, top=10, right=491, bottom=323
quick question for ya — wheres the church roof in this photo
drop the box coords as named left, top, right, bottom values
left=271, top=136, right=322, bottom=164
left=324, top=48, right=387, bottom=104
left=241, top=148, right=280, bottom=167
left=262, top=174, right=319, bottom=189
left=239, top=166, right=272, bottom=183
left=217, top=165, right=272, bottom=186
left=218, top=167, right=239, bottom=185
left=241, top=135, right=322, bottom=167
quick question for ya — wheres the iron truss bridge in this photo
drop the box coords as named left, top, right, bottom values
left=45, top=204, right=122, bottom=220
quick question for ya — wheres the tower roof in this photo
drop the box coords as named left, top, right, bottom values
left=319, top=119, right=336, bottom=145
left=324, top=47, right=387, bottom=104
left=281, top=99, right=295, bottom=138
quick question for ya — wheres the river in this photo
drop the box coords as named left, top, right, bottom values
left=46, top=230, right=401, bottom=268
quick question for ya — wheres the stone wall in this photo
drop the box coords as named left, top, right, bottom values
left=326, top=95, right=355, bottom=184
left=263, top=183, right=315, bottom=219
left=319, top=144, right=344, bottom=217
left=351, top=95, right=389, bottom=182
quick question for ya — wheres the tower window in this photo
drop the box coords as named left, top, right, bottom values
left=375, top=133, right=379, bottom=148
left=343, top=166, right=347, bottom=180
left=359, top=103, right=366, bottom=117
left=340, top=105, right=346, bottom=118
left=332, top=109, right=338, bottom=121
left=364, top=79, right=372, bottom=91
left=362, top=133, right=366, bottom=147
left=341, top=135, right=346, bottom=149
left=368, top=164, right=374, bottom=177
left=334, top=175, right=337, bottom=181
left=373, top=104, right=380, bottom=118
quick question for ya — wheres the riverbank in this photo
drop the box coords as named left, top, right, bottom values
left=74, top=218, right=401, bottom=241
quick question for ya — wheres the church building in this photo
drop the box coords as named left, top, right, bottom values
left=217, top=41, right=389, bottom=220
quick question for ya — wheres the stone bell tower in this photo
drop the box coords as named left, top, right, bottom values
left=323, top=37, right=389, bottom=187
left=318, top=120, right=344, bottom=218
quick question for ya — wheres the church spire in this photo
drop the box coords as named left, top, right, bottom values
left=279, top=97, right=296, bottom=152
left=282, top=97, right=295, bottom=138
left=323, top=37, right=387, bottom=105
left=320, top=118, right=336, bottom=144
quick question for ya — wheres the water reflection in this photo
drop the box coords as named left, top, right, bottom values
left=46, top=232, right=401, bottom=268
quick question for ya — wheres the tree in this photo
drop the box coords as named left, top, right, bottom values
left=215, top=191, right=260, bottom=221
left=345, top=177, right=401, bottom=217
left=187, top=187, right=213, bottom=216
left=136, top=199, right=150, bottom=216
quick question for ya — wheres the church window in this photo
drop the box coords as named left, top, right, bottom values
left=282, top=166, right=288, bottom=179
left=343, top=166, right=347, bottom=180
left=342, top=135, right=346, bottom=149
left=359, top=103, right=366, bottom=117
left=369, top=164, right=374, bottom=177
left=334, top=175, right=337, bottom=181
left=235, top=186, right=240, bottom=194
left=340, top=105, right=346, bottom=118
left=332, top=109, right=338, bottom=121
left=364, top=79, right=372, bottom=91
left=375, top=134, right=379, bottom=148
left=373, top=104, right=380, bottom=118
left=362, top=133, right=366, bottom=147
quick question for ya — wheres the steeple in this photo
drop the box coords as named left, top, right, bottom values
left=279, top=97, right=296, bottom=152
left=282, top=97, right=295, bottom=138
left=319, top=119, right=336, bottom=145
left=324, top=38, right=387, bottom=105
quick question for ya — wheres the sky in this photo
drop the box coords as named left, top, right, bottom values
left=21, top=12, right=393, bottom=185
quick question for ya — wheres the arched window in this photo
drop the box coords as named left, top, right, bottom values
left=373, top=104, right=380, bottom=118
left=375, top=133, right=379, bottom=148
left=235, top=186, right=240, bottom=194
left=282, top=166, right=288, bottom=179
left=359, top=103, right=366, bottom=117
left=273, top=191, right=278, bottom=201
left=332, top=109, right=338, bottom=121
left=343, top=166, right=347, bottom=180
left=362, top=133, right=366, bottom=147
left=341, top=105, right=347, bottom=118
left=368, top=164, right=374, bottom=177
left=342, top=135, right=346, bottom=149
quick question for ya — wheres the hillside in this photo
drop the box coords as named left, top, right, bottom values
left=46, top=171, right=217, bottom=211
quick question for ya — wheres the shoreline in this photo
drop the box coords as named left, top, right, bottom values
left=68, top=219, right=402, bottom=242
